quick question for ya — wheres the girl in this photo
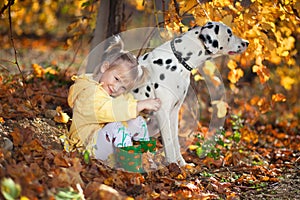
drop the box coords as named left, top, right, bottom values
left=66, top=37, right=161, bottom=161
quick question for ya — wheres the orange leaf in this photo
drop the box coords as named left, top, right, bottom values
left=228, top=68, right=244, bottom=84
left=211, top=100, right=228, bottom=118
left=54, top=106, right=70, bottom=123
left=272, top=93, right=286, bottom=103
left=252, top=65, right=270, bottom=83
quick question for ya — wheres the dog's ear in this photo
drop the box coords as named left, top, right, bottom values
left=199, top=22, right=220, bottom=54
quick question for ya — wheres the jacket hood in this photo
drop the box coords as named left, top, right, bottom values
left=68, top=75, right=99, bottom=108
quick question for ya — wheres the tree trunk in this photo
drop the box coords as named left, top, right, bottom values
left=85, top=0, right=124, bottom=74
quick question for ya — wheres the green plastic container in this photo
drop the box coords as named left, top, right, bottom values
left=116, top=137, right=156, bottom=173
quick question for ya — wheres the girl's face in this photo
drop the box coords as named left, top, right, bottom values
left=99, top=62, right=134, bottom=97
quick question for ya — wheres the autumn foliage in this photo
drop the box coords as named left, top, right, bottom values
left=0, top=0, right=300, bottom=199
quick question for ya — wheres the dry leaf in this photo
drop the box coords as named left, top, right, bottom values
left=54, top=106, right=70, bottom=123
left=211, top=100, right=228, bottom=118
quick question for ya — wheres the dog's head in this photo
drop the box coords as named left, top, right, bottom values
left=199, top=21, right=249, bottom=55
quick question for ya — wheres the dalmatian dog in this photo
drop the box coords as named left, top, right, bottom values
left=132, top=21, right=249, bottom=166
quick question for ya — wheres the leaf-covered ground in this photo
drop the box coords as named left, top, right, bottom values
left=0, top=64, right=299, bottom=200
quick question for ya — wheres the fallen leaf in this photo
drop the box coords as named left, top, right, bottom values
left=272, top=93, right=286, bottom=103
left=54, top=106, right=70, bottom=123
left=211, top=100, right=228, bottom=118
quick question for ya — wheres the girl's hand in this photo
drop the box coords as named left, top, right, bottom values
left=137, top=98, right=161, bottom=113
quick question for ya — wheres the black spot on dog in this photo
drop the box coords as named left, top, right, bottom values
left=166, top=59, right=172, bottom=64
left=195, top=31, right=199, bottom=34
left=214, top=25, right=219, bottom=35
left=175, top=38, right=182, bottom=43
left=220, top=47, right=223, bottom=50
left=160, top=73, right=165, bottom=80
left=146, top=85, right=151, bottom=92
left=154, top=83, right=159, bottom=89
left=207, top=24, right=214, bottom=29
left=184, top=57, right=190, bottom=61
left=212, top=40, right=219, bottom=48
left=177, top=85, right=179, bottom=89
left=166, top=65, right=170, bottom=70
left=205, top=49, right=212, bottom=55
left=227, top=29, right=232, bottom=36
left=142, top=53, right=149, bottom=60
left=206, top=35, right=212, bottom=43
left=133, top=88, right=139, bottom=93
left=153, top=59, right=163, bottom=66
left=198, top=50, right=203, bottom=56
left=199, top=34, right=205, bottom=42
left=145, top=92, right=150, bottom=98
left=171, top=66, right=177, bottom=71
left=228, top=38, right=230, bottom=42
left=187, top=52, right=193, bottom=56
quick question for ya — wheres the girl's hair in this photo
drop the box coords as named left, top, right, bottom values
left=94, top=36, right=148, bottom=92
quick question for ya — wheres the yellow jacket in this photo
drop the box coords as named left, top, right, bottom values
left=66, top=75, right=138, bottom=154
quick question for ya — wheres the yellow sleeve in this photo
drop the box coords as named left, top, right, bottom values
left=94, top=91, right=138, bottom=123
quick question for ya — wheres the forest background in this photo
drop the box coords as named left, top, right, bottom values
left=0, top=0, right=299, bottom=199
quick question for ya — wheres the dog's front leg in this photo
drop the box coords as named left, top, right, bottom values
left=156, top=108, right=178, bottom=164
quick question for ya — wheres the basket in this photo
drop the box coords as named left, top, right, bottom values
left=116, top=137, right=156, bottom=173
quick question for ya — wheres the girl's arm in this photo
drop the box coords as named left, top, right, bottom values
left=137, top=98, right=161, bottom=113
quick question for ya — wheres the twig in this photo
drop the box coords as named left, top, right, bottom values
left=0, top=0, right=14, bottom=15
left=8, top=0, right=33, bottom=107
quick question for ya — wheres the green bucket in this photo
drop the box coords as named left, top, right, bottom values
left=116, top=137, right=156, bottom=173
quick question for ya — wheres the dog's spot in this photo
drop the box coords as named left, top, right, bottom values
left=177, top=85, right=179, bottom=89
left=198, top=50, right=203, bottom=56
left=160, top=73, right=165, bottom=80
left=212, top=40, right=219, bottom=48
left=206, top=35, right=212, bottom=43
left=205, top=49, right=212, bottom=55
left=146, top=85, right=151, bottom=92
left=184, top=57, right=190, bottom=61
left=228, top=38, right=230, bottom=42
left=220, top=46, right=223, bottom=50
left=145, top=92, right=150, bottom=98
left=175, top=38, right=182, bottom=43
left=154, top=83, right=159, bottom=89
left=153, top=59, right=163, bottom=66
left=171, top=66, right=177, bottom=71
left=133, top=88, right=139, bottom=93
left=199, top=34, right=206, bottom=42
left=166, top=65, right=170, bottom=70
left=227, top=29, right=232, bottom=36
left=142, top=53, right=149, bottom=60
left=206, top=24, right=214, bottom=29
left=214, top=25, right=219, bottom=35
left=195, top=31, right=199, bottom=34
left=187, top=52, right=193, bottom=56
left=166, top=59, right=172, bottom=64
